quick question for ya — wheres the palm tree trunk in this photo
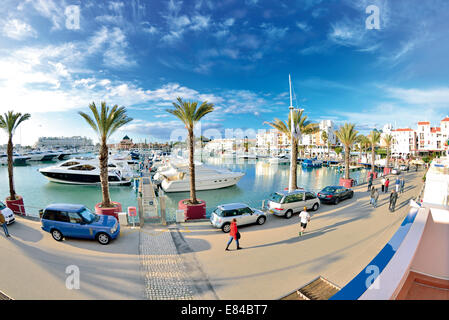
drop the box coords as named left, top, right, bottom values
left=345, top=146, right=350, bottom=180
left=188, top=129, right=198, bottom=204
left=99, top=139, right=112, bottom=207
left=7, top=136, right=15, bottom=200
left=386, top=147, right=390, bottom=169
left=371, top=147, right=375, bottom=173
left=290, top=139, right=299, bottom=190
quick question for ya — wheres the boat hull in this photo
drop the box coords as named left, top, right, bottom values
left=161, top=174, right=244, bottom=192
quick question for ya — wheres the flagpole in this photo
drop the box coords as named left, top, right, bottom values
left=289, top=74, right=295, bottom=192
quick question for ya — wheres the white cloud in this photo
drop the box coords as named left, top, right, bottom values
left=386, top=87, right=449, bottom=106
left=2, top=19, right=37, bottom=40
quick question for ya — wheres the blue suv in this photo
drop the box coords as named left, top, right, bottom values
left=40, top=204, right=120, bottom=245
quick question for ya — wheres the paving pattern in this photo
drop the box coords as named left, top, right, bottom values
left=139, top=226, right=196, bottom=300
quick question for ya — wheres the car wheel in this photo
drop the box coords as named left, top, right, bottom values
left=349, top=192, right=354, bottom=199
left=257, top=216, right=266, bottom=225
left=285, top=210, right=293, bottom=219
left=97, top=232, right=111, bottom=245
left=334, top=197, right=340, bottom=205
left=51, top=229, right=63, bottom=242
left=312, top=203, right=319, bottom=211
left=222, top=223, right=231, bottom=233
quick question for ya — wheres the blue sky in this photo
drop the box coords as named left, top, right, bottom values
left=1, top=0, right=449, bottom=145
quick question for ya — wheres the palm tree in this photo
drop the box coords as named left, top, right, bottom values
left=356, top=135, right=369, bottom=162
left=321, top=131, right=331, bottom=159
left=367, top=130, right=382, bottom=174
left=0, top=111, right=31, bottom=201
left=335, top=123, right=359, bottom=180
left=79, top=102, right=133, bottom=208
left=265, top=109, right=318, bottom=190
left=167, top=97, right=214, bottom=205
left=383, top=134, right=394, bottom=170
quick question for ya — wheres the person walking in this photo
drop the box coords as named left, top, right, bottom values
left=370, top=186, right=376, bottom=206
left=381, top=177, right=386, bottom=193
left=395, top=177, right=401, bottom=193
left=0, top=212, right=11, bottom=238
left=373, top=188, right=379, bottom=208
left=400, top=177, right=405, bottom=194
left=299, top=207, right=311, bottom=237
left=367, top=175, right=373, bottom=192
left=389, top=190, right=398, bottom=212
left=385, top=178, right=390, bottom=193
left=225, top=218, right=241, bottom=251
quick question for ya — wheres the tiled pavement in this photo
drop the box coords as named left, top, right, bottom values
left=139, top=226, right=196, bottom=300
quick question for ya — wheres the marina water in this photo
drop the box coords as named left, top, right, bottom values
left=0, top=156, right=372, bottom=222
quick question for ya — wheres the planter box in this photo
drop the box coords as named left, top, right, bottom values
left=339, top=178, right=354, bottom=188
left=95, top=201, right=122, bottom=220
left=178, top=199, right=206, bottom=220
left=6, top=195, right=26, bottom=215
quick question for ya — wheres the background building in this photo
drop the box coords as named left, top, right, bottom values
left=36, top=136, right=93, bottom=148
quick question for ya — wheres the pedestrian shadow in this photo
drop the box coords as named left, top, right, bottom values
left=6, top=221, right=43, bottom=243
left=243, top=215, right=363, bottom=250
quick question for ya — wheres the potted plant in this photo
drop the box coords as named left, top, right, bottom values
left=166, top=97, right=214, bottom=220
left=0, top=111, right=31, bottom=215
left=78, top=102, right=132, bottom=219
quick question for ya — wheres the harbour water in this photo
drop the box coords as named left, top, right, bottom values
left=0, top=156, right=372, bottom=221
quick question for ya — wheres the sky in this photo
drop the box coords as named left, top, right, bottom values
left=1, top=0, right=449, bottom=146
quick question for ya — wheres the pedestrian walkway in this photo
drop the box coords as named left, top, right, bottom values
left=139, top=225, right=196, bottom=300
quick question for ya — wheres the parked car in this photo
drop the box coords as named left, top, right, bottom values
left=399, top=165, right=409, bottom=171
left=267, top=189, right=320, bottom=219
left=40, top=204, right=120, bottom=245
left=317, top=186, right=354, bottom=205
left=391, top=168, right=401, bottom=175
left=0, top=201, right=15, bottom=225
left=210, top=203, right=267, bottom=233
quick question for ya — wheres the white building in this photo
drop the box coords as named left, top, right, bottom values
left=256, top=129, right=289, bottom=154
left=204, top=138, right=236, bottom=152
left=390, top=128, right=417, bottom=158
left=36, top=136, right=93, bottom=148
left=416, top=118, right=449, bottom=155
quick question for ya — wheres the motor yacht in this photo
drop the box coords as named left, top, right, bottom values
left=154, top=161, right=245, bottom=192
left=39, top=158, right=132, bottom=185
left=268, top=154, right=290, bottom=165
left=0, top=154, right=30, bottom=165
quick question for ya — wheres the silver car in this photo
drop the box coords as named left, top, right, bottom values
left=210, top=203, right=267, bottom=233
left=267, top=189, right=320, bottom=219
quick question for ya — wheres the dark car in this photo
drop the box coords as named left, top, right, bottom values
left=317, top=186, right=354, bottom=204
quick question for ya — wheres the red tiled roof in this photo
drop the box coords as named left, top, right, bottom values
left=393, top=128, right=414, bottom=132
left=418, top=121, right=430, bottom=125
left=431, top=127, right=441, bottom=133
left=442, top=117, right=449, bottom=122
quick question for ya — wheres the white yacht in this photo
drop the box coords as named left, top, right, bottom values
left=25, top=151, right=58, bottom=161
left=268, top=154, right=290, bottom=165
left=154, top=161, right=245, bottom=192
left=39, top=158, right=133, bottom=186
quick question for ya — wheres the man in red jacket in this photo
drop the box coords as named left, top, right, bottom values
left=225, top=218, right=241, bottom=251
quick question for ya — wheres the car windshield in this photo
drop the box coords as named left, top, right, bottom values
left=79, top=208, right=97, bottom=223
left=0, top=202, right=5, bottom=210
left=269, top=192, right=284, bottom=203
left=213, top=208, right=224, bottom=217
left=322, top=187, right=338, bottom=193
